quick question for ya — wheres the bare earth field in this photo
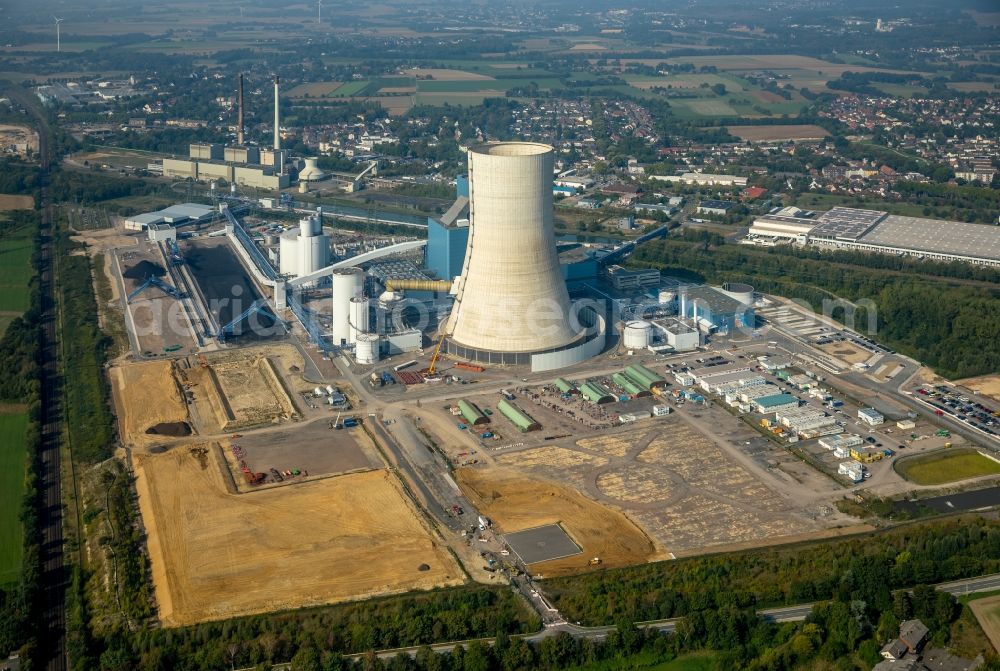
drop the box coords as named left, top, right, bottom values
left=485, top=416, right=821, bottom=558
left=403, top=68, right=495, bottom=81
left=970, top=595, right=1000, bottom=652
left=134, top=445, right=462, bottom=626
left=957, top=375, right=1000, bottom=403
left=110, top=360, right=190, bottom=447
left=0, top=194, right=34, bottom=210
left=818, top=341, right=872, bottom=366
left=456, top=467, right=658, bottom=576
left=727, top=124, right=831, bottom=142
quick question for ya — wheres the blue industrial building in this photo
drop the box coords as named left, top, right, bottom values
left=426, top=175, right=470, bottom=280
left=680, top=284, right=755, bottom=333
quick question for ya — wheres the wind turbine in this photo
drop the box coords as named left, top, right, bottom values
left=239, top=6, right=244, bottom=18
left=53, top=16, right=64, bottom=53
left=317, top=0, right=322, bottom=25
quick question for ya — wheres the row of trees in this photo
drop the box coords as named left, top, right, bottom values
left=545, top=516, right=1000, bottom=626
left=0, top=209, right=44, bottom=663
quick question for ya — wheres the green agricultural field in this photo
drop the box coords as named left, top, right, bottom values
left=0, top=412, right=28, bottom=585
left=417, top=79, right=509, bottom=93
left=669, top=97, right=740, bottom=117
left=329, top=80, right=371, bottom=97
left=415, top=92, right=504, bottom=107
left=897, top=448, right=1000, bottom=486
left=0, top=233, right=33, bottom=314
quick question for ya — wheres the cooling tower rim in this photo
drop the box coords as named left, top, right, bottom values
left=469, top=141, right=553, bottom=157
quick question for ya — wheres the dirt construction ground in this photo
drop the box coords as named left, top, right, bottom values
left=958, top=375, right=1000, bottom=403
left=456, top=467, right=659, bottom=577
left=478, top=414, right=825, bottom=558
left=134, top=445, right=462, bottom=626
left=110, top=360, right=190, bottom=447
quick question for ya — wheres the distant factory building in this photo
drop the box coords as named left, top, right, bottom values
left=122, top=202, right=215, bottom=231
left=696, top=199, right=737, bottom=216
left=652, top=172, right=748, bottom=187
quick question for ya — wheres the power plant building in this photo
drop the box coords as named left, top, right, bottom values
left=444, top=143, right=605, bottom=371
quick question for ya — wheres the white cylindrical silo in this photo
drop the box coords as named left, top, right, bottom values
left=300, top=233, right=329, bottom=276
left=446, top=142, right=580, bottom=354
left=720, top=282, right=755, bottom=306
left=658, top=290, right=675, bottom=306
left=349, top=296, right=370, bottom=344
left=623, top=320, right=652, bottom=349
left=331, top=268, right=364, bottom=345
left=355, top=333, right=380, bottom=364
left=278, top=229, right=298, bottom=276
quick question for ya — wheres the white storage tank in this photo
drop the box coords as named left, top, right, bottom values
left=623, top=320, right=652, bottom=349
left=278, top=229, right=298, bottom=276
left=300, top=233, right=329, bottom=276
left=331, top=268, right=364, bottom=345
left=658, top=290, right=675, bottom=306
left=355, top=333, right=380, bottom=365
left=720, top=282, right=755, bottom=306
left=349, top=296, right=370, bottom=344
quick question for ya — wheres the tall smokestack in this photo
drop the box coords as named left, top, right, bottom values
left=237, top=73, right=245, bottom=146
left=273, top=75, right=281, bottom=152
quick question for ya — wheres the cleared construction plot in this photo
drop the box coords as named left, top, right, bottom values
left=134, top=445, right=462, bottom=626
left=490, top=417, right=820, bottom=557
left=110, top=360, right=191, bottom=447
left=184, top=350, right=299, bottom=433
left=457, top=467, right=658, bottom=576
left=958, top=375, right=1000, bottom=403
left=896, top=448, right=1000, bottom=486
left=970, top=595, right=1000, bottom=652
left=0, top=195, right=34, bottom=210
left=818, top=340, right=872, bottom=366
left=506, top=524, right=582, bottom=565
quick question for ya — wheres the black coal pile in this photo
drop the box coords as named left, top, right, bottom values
left=123, top=260, right=166, bottom=280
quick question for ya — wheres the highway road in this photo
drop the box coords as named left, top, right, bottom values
left=6, top=85, right=68, bottom=671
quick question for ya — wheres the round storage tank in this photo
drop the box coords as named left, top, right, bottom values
left=623, top=320, right=652, bottom=349
left=355, top=333, right=380, bottom=365
left=658, top=290, right=675, bottom=306
left=349, top=296, right=370, bottom=344
left=300, top=233, right=329, bottom=277
left=720, top=282, right=755, bottom=306
left=331, top=268, right=364, bottom=345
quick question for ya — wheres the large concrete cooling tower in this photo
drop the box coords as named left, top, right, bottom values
left=446, top=142, right=581, bottom=358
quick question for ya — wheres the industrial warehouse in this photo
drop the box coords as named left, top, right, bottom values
left=744, top=205, right=1000, bottom=267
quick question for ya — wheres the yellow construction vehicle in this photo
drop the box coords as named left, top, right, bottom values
left=588, top=557, right=603, bottom=566
left=424, top=332, right=447, bottom=378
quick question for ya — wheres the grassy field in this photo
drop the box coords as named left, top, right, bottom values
left=329, top=81, right=371, bottom=97
left=0, top=225, right=34, bottom=314
left=896, top=448, right=1000, bottom=486
left=0, top=412, right=28, bottom=585
left=567, top=651, right=719, bottom=671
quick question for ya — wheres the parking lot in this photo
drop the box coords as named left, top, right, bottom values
left=912, top=383, right=1000, bottom=441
